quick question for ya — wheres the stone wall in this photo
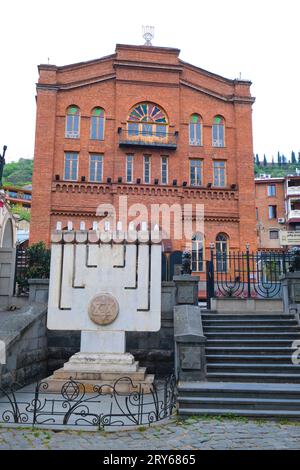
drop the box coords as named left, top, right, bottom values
left=0, top=247, right=16, bottom=309
left=0, top=304, right=48, bottom=389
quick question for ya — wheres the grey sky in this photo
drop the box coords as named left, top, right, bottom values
left=1, top=0, right=299, bottom=163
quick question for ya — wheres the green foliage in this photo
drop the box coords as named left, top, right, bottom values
left=254, top=161, right=300, bottom=178
left=263, top=154, right=267, bottom=166
left=16, top=242, right=50, bottom=293
left=26, top=242, right=50, bottom=279
left=11, top=205, right=31, bottom=222
left=3, top=158, right=33, bottom=187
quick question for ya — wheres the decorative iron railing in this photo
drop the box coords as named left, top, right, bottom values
left=14, top=246, right=30, bottom=296
left=118, top=128, right=178, bottom=149
left=0, top=374, right=177, bottom=430
left=206, top=249, right=293, bottom=305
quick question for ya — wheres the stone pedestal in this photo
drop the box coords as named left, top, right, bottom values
left=45, top=331, right=154, bottom=393
left=173, top=274, right=199, bottom=305
left=174, top=305, right=206, bottom=381
left=281, top=272, right=300, bottom=316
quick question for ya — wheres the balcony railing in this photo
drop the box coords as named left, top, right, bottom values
left=118, top=128, right=178, bottom=149
left=287, top=186, right=300, bottom=196
left=288, top=209, right=300, bottom=220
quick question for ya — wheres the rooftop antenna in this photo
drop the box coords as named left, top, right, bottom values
left=142, top=25, right=154, bottom=46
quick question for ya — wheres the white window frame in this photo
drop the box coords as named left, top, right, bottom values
left=89, top=154, right=103, bottom=183
left=161, top=156, right=168, bottom=184
left=190, top=159, right=202, bottom=186
left=65, top=107, right=80, bottom=139
left=126, top=155, right=134, bottom=183
left=143, top=155, right=151, bottom=184
left=213, top=160, right=226, bottom=187
left=64, top=152, right=78, bottom=181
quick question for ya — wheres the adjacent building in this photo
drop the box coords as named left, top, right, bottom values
left=255, top=174, right=300, bottom=250
left=30, top=42, right=257, bottom=276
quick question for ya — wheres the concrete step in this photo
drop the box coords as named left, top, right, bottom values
left=203, top=319, right=298, bottom=326
left=178, top=396, right=300, bottom=411
left=178, top=381, right=300, bottom=399
left=203, top=325, right=300, bottom=332
left=206, top=355, right=295, bottom=364
left=202, top=314, right=293, bottom=320
left=206, top=372, right=300, bottom=383
left=205, top=347, right=293, bottom=356
left=207, top=363, right=300, bottom=373
left=206, top=339, right=296, bottom=347
left=178, top=407, right=300, bottom=419
left=205, top=332, right=300, bottom=340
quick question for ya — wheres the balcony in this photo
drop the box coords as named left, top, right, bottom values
left=287, top=186, right=300, bottom=196
left=288, top=210, right=300, bottom=221
left=118, top=128, right=178, bottom=150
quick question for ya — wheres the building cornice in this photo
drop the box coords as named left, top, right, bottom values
left=180, top=59, right=252, bottom=86
left=37, top=73, right=116, bottom=92
left=113, top=60, right=183, bottom=74
left=38, top=54, right=116, bottom=73
left=52, top=181, right=238, bottom=200
left=181, top=79, right=255, bottom=104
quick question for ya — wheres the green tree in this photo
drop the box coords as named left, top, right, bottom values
left=11, top=205, right=31, bottom=222
left=16, top=242, right=50, bottom=294
left=292, top=151, right=297, bottom=164
left=278, top=152, right=282, bottom=166
left=263, top=154, right=267, bottom=166
left=3, top=158, right=33, bottom=186
left=255, top=154, right=260, bottom=166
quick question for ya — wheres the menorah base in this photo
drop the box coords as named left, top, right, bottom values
left=44, top=352, right=155, bottom=393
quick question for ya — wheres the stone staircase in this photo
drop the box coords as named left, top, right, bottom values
left=178, top=312, right=300, bottom=418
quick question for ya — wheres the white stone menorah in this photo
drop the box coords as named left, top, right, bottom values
left=46, top=222, right=162, bottom=390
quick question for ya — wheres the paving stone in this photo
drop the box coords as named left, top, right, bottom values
left=2, top=417, right=300, bottom=449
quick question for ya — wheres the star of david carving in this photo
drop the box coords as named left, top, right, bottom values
left=88, top=294, right=119, bottom=325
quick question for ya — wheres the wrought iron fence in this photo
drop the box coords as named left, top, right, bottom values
left=0, top=374, right=177, bottom=430
left=14, top=245, right=30, bottom=296
left=206, top=249, right=293, bottom=305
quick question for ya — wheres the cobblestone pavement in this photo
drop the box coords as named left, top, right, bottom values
left=1, top=416, right=300, bottom=450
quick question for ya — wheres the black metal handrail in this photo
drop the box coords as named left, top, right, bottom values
left=206, top=249, right=293, bottom=303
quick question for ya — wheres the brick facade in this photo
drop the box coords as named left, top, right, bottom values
left=255, top=178, right=285, bottom=249
left=30, top=43, right=257, bottom=266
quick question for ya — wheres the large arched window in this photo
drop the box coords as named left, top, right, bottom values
left=90, top=107, right=105, bottom=140
left=192, top=233, right=204, bottom=272
left=189, top=114, right=202, bottom=146
left=212, top=115, right=225, bottom=147
left=65, top=105, right=80, bottom=138
left=127, top=102, right=168, bottom=140
left=216, top=233, right=228, bottom=272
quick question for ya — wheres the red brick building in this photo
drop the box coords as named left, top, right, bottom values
left=30, top=43, right=257, bottom=272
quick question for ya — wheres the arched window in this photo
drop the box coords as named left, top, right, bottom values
left=127, top=102, right=168, bottom=140
left=90, top=107, right=105, bottom=140
left=192, top=233, right=204, bottom=272
left=189, top=114, right=202, bottom=146
left=65, top=105, right=80, bottom=138
left=212, top=115, right=225, bottom=147
left=216, top=233, right=228, bottom=272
